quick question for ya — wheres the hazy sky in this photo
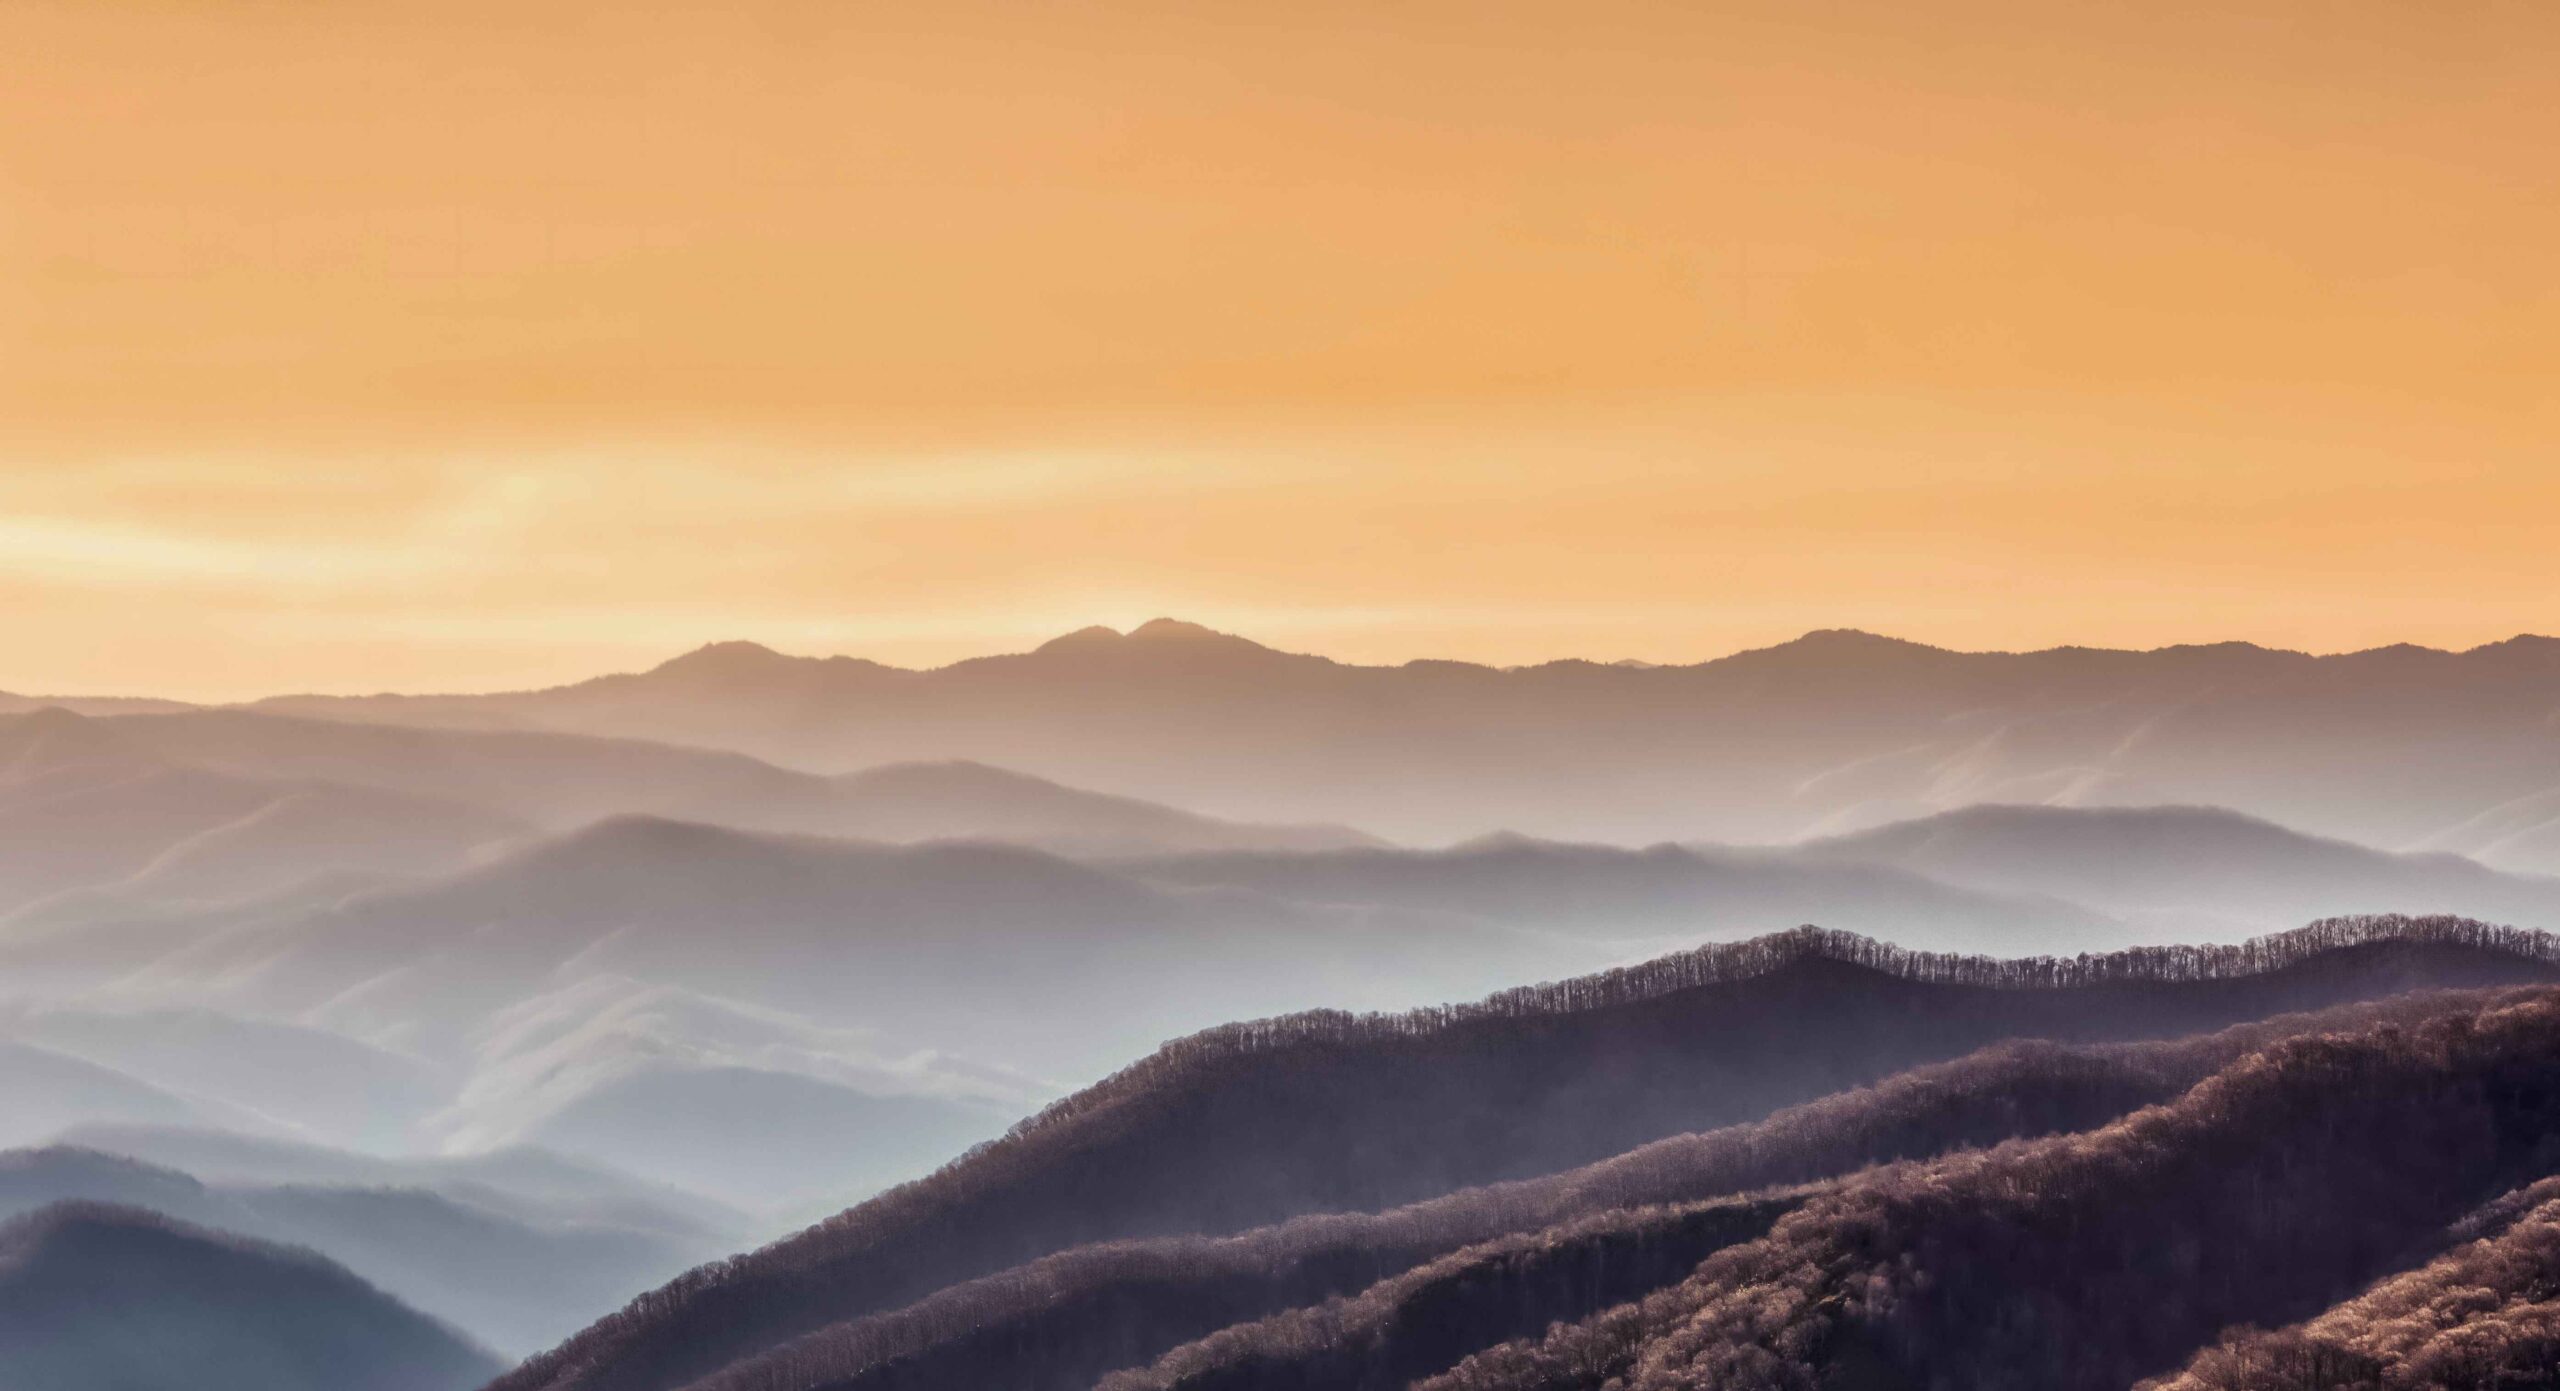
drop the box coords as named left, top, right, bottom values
left=4, top=0, right=2555, bottom=698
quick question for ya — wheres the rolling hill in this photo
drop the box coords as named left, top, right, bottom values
left=51, top=1122, right=744, bottom=1242
left=0, top=1201, right=501, bottom=1391
left=1788, top=802, right=2560, bottom=939
left=0, top=1038, right=216, bottom=1148
left=0, top=1003, right=446, bottom=1151
left=1119, top=834, right=2131, bottom=956
left=94, top=816, right=1587, bottom=1077
left=0, top=707, right=528, bottom=912
left=0, top=1144, right=727, bottom=1357
left=0, top=705, right=1374, bottom=864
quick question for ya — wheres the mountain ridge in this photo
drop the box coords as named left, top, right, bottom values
left=210, top=621, right=2560, bottom=863
left=264, top=622, right=2560, bottom=692
left=0, top=1200, right=502, bottom=1391
left=488, top=915, right=2560, bottom=1391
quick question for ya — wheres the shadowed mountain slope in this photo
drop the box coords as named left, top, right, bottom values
left=0, top=1201, right=501, bottom=1391
left=1419, top=988, right=2560, bottom=1391
left=2144, top=1175, right=2560, bottom=1390
left=491, top=916, right=2560, bottom=1391
left=0, top=1145, right=724, bottom=1358
left=686, top=990, right=2503, bottom=1391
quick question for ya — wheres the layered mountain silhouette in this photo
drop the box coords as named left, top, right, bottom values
left=0, top=1037, right=212, bottom=1149
left=1783, top=802, right=2560, bottom=939
left=2148, top=1174, right=2560, bottom=1389
left=491, top=917, right=2560, bottom=1391
left=1122, top=808, right=2560, bottom=949
left=22, top=785, right=2560, bottom=1220
left=51, top=1122, right=743, bottom=1241
left=0, top=706, right=1370, bottom=905
left=0, top=1201, right=501, bottom=1391
left=684, top=988, right=2525, bottom=1391
left=0, top=690, right=194, bottom=716
left=1390, top=987, right=2560, bottom=1391
left=0, top=1003, right=445, bottom=1151
left=243, top=623, right=2560, bottom=870
left=1117, top=835, right=2126, bottom=953
left=12, top=623, right=2560, bottom=1386
left=0, top=707, right=528, bottom=912
left=2, top=815, right=1583, bottom=1214
left=0, top=1144, right=726, bottom=1357
left=427, top=977, right=1033, bottom=1211
left=87, top=816, right=1588, bottom=1079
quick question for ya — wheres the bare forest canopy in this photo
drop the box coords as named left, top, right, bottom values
left=493, top=916, right=2560, bottom=1391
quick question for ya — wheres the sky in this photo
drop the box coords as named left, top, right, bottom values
left=2, top=0, right=2555, bottom=698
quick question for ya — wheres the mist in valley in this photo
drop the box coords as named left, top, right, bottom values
left=4, top=624, right=2560, bottom=1386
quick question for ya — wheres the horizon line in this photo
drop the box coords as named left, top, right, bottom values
left=8, top=619, right=2556, bottom=707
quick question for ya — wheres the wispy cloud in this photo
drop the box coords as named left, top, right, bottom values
left=0, top=515, right=454, bottom=589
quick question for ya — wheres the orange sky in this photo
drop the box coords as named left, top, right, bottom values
left=2, top=0, right=2555, bottom=698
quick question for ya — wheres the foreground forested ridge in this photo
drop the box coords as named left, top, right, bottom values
left=494, top=916, right=2560, bottom=1391
left=694, top=990, right=2509, bottom=1391
left=2146, top=1175, right=2560, bottom=1390
left=1421, top=992, right=2560, bottom=1391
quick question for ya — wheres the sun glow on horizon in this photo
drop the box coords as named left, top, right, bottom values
left=3, top=0, right=2555, bottom=698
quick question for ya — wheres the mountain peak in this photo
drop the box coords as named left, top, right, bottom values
left=1032, top=618, right=1278, bottom=659
left=1127, top=617, right=1228, bottom=643
left=654, top=640, right=792, bottom=674
left=1792, top=627, right=1928, bottom=649
left=1034, top=625, right=1125, bottom=652
left=1723, top=629, right=1943, bottom=667
left=0, top=705, right=149, bottom=780
left=2466, top=633, right=2560, bottom=660
left=548, top=813, right=747, bottom=856
left=6, top=704, right=97, bottom=734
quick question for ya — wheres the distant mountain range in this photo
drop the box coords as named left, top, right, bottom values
left=0, top=707, right=527, bottom=913
left=52, top=1122, right=742, bottom=1242
left=183, top=620, right=2560, bottom=870
left=17, top=775, right=2560, bottom=1213
left=1783, top=801, right=2560, bottom=940
left=0, top=704, right=1372, bottom=915
left=0, top=1003, right=446, bottom=1151
left=80, top=814, right=1587, bottom=1080
left=7, top=622, right=2560, bottom=1385
left=1128, top=804, right=2560, bottom=949
left=0, top=1037, right=209, bottom=1147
